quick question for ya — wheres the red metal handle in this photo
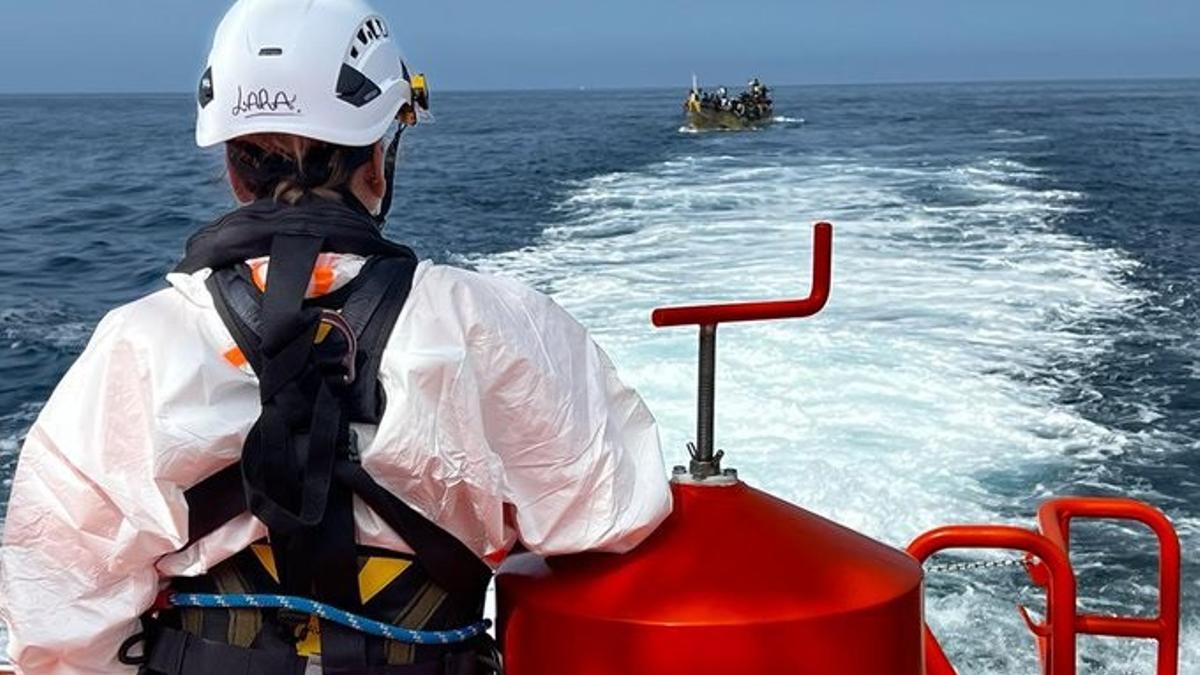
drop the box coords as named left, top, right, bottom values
left=911, top=497, right=1182, bottom=675
left=651, top=222, right=833, bottom=327
left=1036, top=497, right=1181, bottom=675
left=908, top=526, right=1078, bottom=675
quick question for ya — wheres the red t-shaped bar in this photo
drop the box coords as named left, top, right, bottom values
left=651, top=222, right=833, bottom=327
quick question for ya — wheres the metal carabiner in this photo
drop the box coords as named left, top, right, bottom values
left=317, top=309, right=358, bottom=386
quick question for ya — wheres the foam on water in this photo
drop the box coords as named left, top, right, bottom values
left=470, top=150, right=1198, bottom=670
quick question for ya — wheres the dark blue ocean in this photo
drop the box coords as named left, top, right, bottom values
left=1, top=81, right=1197, bottom=670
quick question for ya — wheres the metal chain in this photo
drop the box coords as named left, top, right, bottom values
left=924, top=557, right=1033, bottom=573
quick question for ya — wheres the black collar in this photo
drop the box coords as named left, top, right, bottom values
left=176, top=199, right=416, bottom=274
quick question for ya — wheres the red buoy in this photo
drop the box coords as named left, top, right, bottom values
left=497, top=478, right=924, bottom=675
left=497, top=223, right=919, bottom=673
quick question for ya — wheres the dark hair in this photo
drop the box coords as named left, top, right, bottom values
left=225, top=134, right=373, bottom=205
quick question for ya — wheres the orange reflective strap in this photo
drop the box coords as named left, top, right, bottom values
left=223, top=346, right=248, bottom=368
left=250, top=261, right=268, bottom=292
left=249, top=258, right=336, bottom=296
left=311, top=265, right=335, bottom=296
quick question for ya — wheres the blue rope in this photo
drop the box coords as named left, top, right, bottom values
left=169, top=593, right=490, bottom=645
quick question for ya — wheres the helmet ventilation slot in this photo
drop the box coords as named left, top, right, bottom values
left=336, top=64, right=382, bottom=108
left=197, top=66, right=214, bottom=108
left=346, top=17, right=389, bottom=67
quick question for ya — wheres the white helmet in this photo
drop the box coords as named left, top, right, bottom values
left=196, top=0, right=428, bottom=149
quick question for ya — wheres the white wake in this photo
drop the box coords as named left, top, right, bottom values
left=471, top=149, right=1198, bottom=671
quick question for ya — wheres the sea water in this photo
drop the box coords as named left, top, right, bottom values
left=1, top=81, right=1197, bottom=670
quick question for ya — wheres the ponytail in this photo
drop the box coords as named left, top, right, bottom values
left=226, top=134, right=373, bottom=205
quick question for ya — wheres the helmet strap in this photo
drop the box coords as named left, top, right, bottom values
left=373, top=123, right=406, bottom=227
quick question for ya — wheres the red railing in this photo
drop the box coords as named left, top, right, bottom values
left=909, top=497, right=1181, bottom=675
left=908, top=526, right=1078, bottom=675
left=1035, top=498, right=1181, bottom=675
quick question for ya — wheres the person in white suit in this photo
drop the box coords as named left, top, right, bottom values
left=0, top=1, right=672, bottom=673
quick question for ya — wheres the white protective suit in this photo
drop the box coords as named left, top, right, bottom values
left=0, top=254, right=673, bottom=673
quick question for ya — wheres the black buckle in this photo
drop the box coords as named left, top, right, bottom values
left=117, top=631, right=150, bottom=666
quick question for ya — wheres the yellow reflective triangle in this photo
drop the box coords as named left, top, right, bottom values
left=247, top=546, right=413, bottom=655
left=314, top=322, right=333, bottom=344
left=296, top=616, right=322, bottom=657
left=250, top=546, right=411, bottom=606
left=358, top=557, right=412, bottom=603
left=251, top=544, right=280, bottom=583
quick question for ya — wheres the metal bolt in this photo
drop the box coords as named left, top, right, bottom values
left=722, top=468, right=738, bottom=480
left=672, top=465, right=687, bottom=475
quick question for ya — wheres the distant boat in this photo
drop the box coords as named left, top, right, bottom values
left=684, top=75, right=774, bottom=130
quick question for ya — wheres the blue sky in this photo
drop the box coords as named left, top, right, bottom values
left=1, top=0, right=1197, bottom=93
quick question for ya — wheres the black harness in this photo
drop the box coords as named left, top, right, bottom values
left=129, top=200, right=493, bottom=675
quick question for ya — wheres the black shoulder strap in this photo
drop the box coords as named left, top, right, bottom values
left=207, top=267, right=265, bottom=372
left=340, top=256, right=418, bottom=422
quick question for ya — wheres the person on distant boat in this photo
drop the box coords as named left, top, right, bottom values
left=745, top=78, right=768, bottom=105
left=718, top=87, right=733, bottom=111
left=0, top=0, right=672, bottom=673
